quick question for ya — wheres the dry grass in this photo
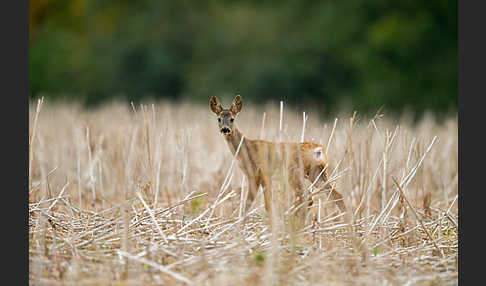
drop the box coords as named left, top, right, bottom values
left=29, top=98, right=458, bottom=285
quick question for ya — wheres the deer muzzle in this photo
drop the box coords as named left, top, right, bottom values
left=221, top=127, right=231, bottom=135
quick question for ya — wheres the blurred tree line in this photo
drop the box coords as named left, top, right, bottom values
left=29, top=0, right=457, bottom=116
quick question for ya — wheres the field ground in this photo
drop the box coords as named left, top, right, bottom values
left=29, top=99, right=458, bottom=285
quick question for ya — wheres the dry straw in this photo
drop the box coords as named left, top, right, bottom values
left=29, top=99, right=458, bottom=285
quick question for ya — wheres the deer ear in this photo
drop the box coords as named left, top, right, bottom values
left=230, top=95, right=243, bottom=115
left=209, top=96, right=222, bottom=115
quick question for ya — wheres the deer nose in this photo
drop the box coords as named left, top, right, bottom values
left=221, top=127, right=231, bottom=134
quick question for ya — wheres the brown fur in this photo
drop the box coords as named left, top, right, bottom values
left=210, top=95, right=346, bottom=215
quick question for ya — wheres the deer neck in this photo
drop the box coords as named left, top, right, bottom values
left=223, top=126, right=246, bottom=156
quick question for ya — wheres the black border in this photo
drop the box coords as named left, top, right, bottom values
left=458, top=0, right=484, bottom=284
left=2, top=0, right=29, bottom=285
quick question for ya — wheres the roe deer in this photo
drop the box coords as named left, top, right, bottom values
left=209, top=95, right=346, bottom=218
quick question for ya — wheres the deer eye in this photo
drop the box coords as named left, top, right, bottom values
left=230, top=118, right=234, bottom=122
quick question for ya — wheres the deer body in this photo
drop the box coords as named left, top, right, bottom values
left=210, top=96, right=346, bottom=216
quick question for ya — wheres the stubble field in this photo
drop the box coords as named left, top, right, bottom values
left=29, top=98, right=458, bottom=285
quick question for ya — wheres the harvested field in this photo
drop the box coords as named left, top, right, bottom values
left=29, top=98, right=458, bottom=285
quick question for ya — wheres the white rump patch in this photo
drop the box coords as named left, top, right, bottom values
left=313, top=147, right=323, bottom=161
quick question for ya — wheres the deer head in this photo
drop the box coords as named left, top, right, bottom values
left=209, top=95, right=243, bottom=136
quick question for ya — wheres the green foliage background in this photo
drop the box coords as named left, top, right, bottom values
left=29, top=0, right=457, bottom=116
